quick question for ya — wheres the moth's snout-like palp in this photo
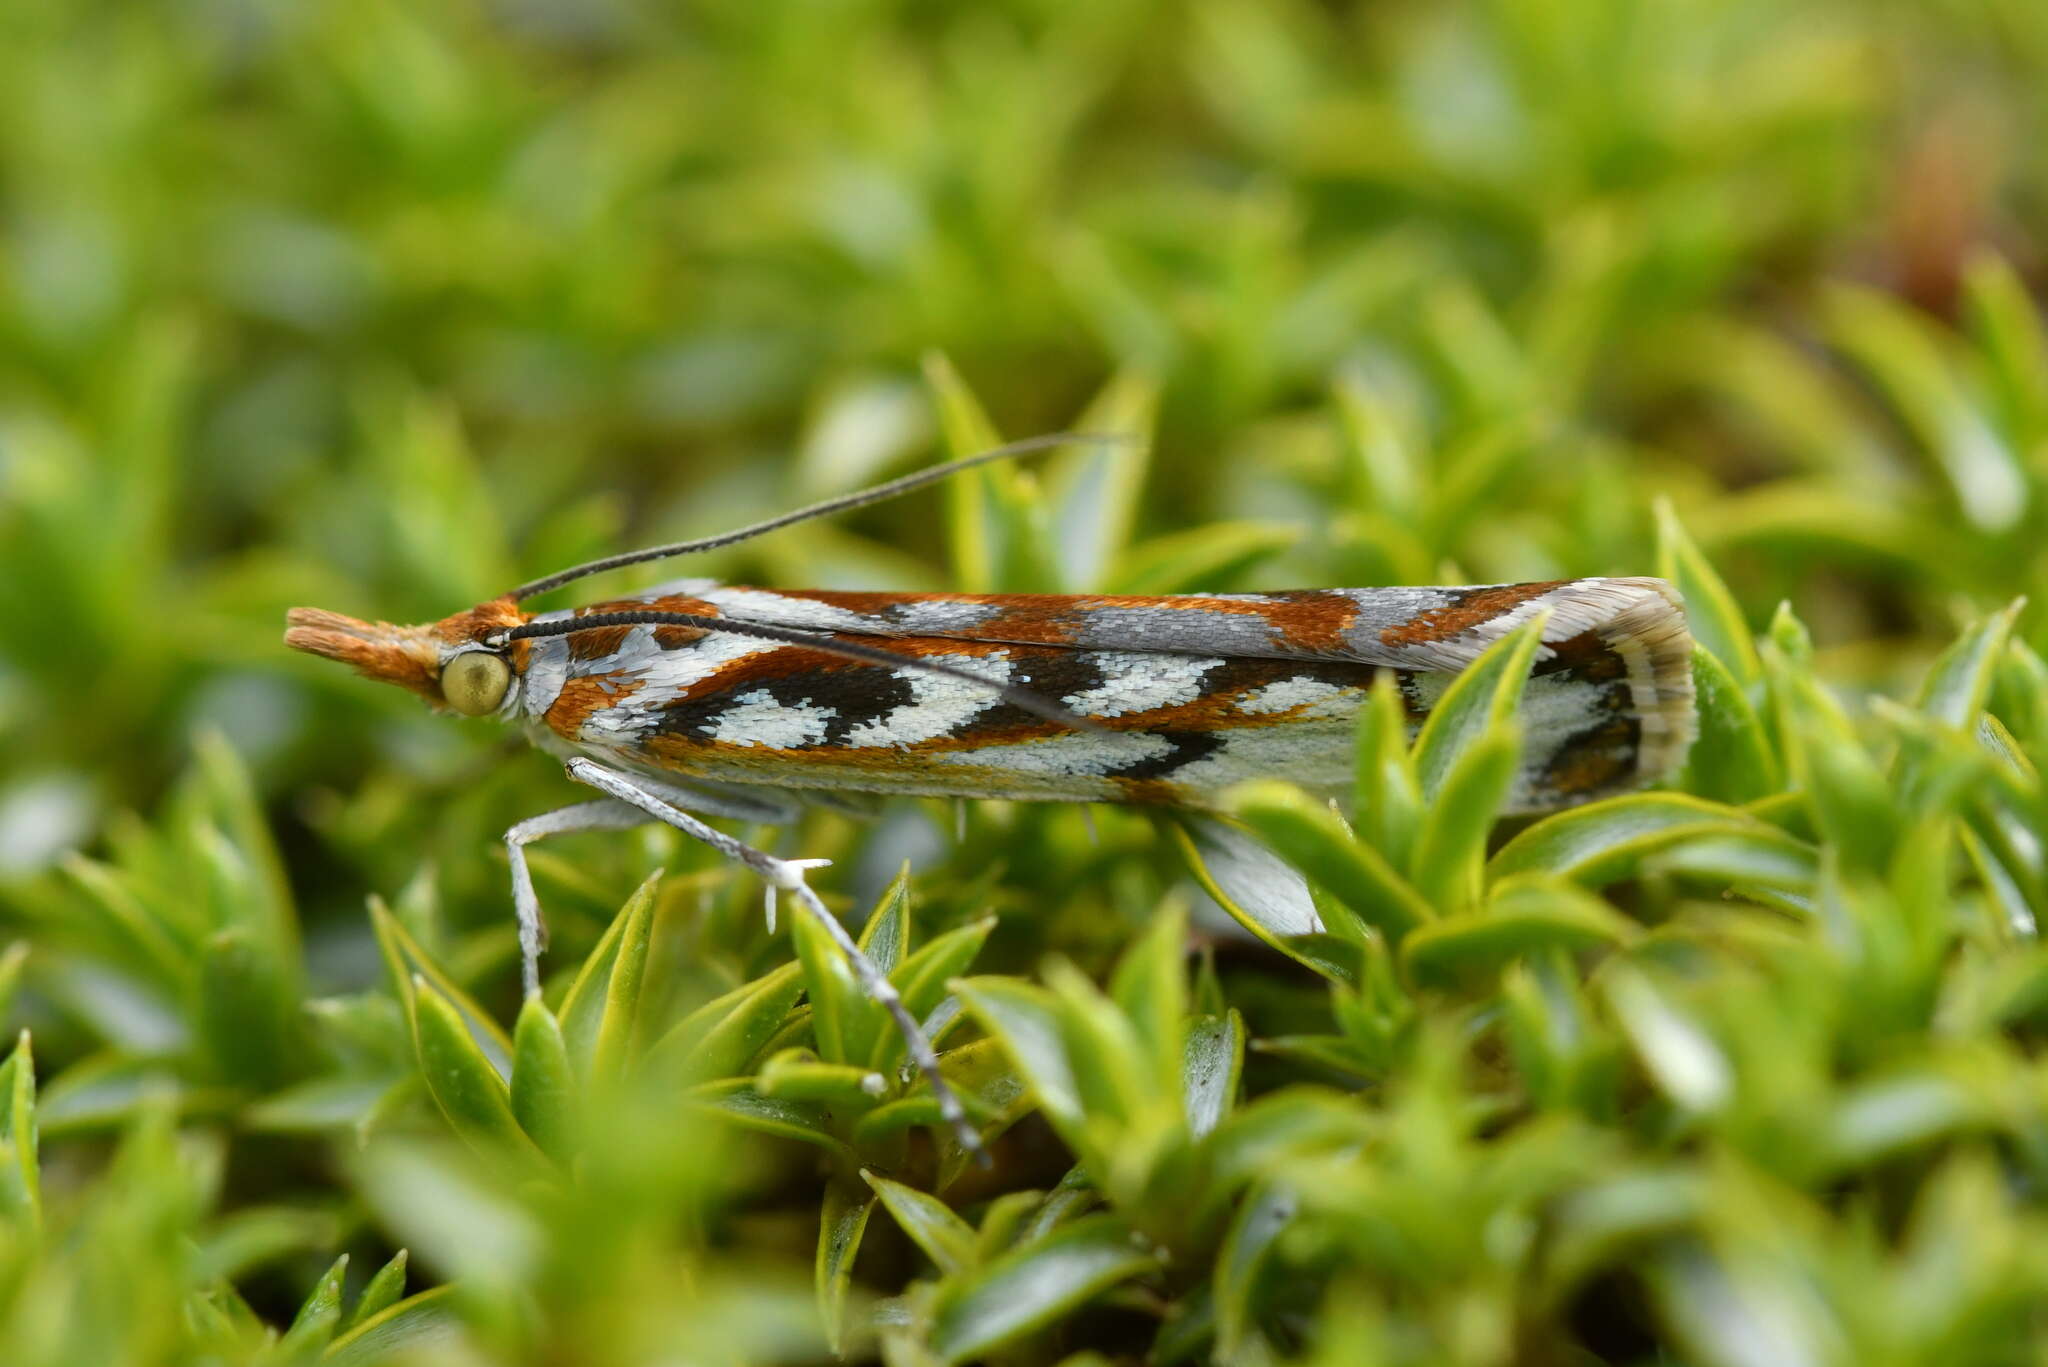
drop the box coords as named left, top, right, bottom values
left=283, top=607, right=445, bottom=702
left=284, top=599, right=526, bottom=705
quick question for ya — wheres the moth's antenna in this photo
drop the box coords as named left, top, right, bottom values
left=507, top=431, right=1133, bottom=602
left=498, top=610, right=1105, bottom=733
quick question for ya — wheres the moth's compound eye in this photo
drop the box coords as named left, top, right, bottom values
left=441, top=651, right=511, bottom=716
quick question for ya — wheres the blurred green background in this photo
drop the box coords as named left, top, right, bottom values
left=4, top=0, right=2048, bottom=1362
left=7, top=0, right=2045, bottom=823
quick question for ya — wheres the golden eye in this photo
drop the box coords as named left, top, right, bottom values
left=441, top=651, right=511, bottom=716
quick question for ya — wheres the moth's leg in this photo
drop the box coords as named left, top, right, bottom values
left=563, top=757, right=985, bottom=1164
left=505, top=798, right=653, bottom=998
left=625, top=775, right=807, bottom=930
left=507, top=781, right=800, bottom=994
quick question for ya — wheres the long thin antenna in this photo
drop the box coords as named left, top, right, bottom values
left=498, top=610, right=1104, bottom=733
left=507, top=431, right=1131, bottom=601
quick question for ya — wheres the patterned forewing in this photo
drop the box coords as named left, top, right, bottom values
left=515, top=595, right=1682, bottom=811
left=529, top=631, right=1382, bottom=804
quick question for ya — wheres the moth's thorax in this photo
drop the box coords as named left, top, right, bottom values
left=515, top=593, right=729, bottom=734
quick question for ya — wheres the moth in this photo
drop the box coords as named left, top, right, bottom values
left=286, top=435, right=1696, bottom=1157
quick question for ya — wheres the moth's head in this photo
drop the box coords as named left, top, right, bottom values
left=284, top=597, right=529, bottom=717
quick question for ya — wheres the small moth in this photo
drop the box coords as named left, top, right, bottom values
left=287, top=435, right=1695, bottom=1157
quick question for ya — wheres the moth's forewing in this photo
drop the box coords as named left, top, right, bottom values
left=499, top=580, right=1692, bottom=813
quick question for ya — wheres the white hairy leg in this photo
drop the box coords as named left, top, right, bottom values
left=504, top=798, right=653, bottom=997
left=561, top=757, right=985, bottom=1164
left=503, top=777, right=798, bottom=997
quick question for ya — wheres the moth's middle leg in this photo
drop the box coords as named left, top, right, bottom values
left=505, top=798, right=652, bottom=998
left=504, top=779, right=801, bottom=997
left=561, top=757, right=985, bottom=1163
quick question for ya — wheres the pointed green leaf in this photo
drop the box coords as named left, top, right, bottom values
left=279, top=1254, right=348, bottom=1359
left=36, top=1055, right=208, bottom=1136
left=1782, top=676, right=1896, bottom=877
left=1990, top=641, right=2048, bottom=748
left=1227, top=781, right=1432, bottom=943
left=854, top=1037, right=1027, bottom=1157
left=1045, top=370, right=1156, bottom=591
left=1959, top=825, right=2039, bottom=942
left=590, top=873, right=657, bottom=1086
left=1767, top=601, right=1813, bottom=665
left=196, top=1205, right=342, bottom=1284
left=344, top=1249, right=409, bottom=1332
left=1645, top=833, right=1821, bottom=893
left=1168, top=816, right=1355, bottom=984
left=369, top=898, right=513, bottom=1077
left=791, top=893, right=868, bottom=1068
left=1655, top=503, right=1762, bottom=693
left=1214, top=1182, right=1296, bottom=1361
left=1824, top=282, right=2028, bottom=533
left=197, top=928, right=306, bottom=1090
left=1402, top=877, right=1636, bottom=987
left=925, top=351, right=1004, bottom=592
left=864, top=1170, right=978, bottom=1277
left=557, top=871, right=662, bottom=1079
left=1110, top=901, right=1189, bottom=1087
left=1014, top=1165, right=1101, bottom=1247
left=510, top=998, right=574, bottom=1162
left=1502, top=954, right=1620, bottom=1116
left=191, top=729, right=300, bottom=981
left=245, top=1075, right=401, bottom=1135
left=841, top=866, right=911, bottom=1068
left=951, top=977, right=1081, bottom=1138
left=929, top=1214, right=1158, bottom=1363
left=1111, top=521, right=1300, bottom=597
left=874, top=917, right=995, bottom=1072
left=693, top=1080, right=852, bottom=1159
left=974, top=1190, right=1057, bottom=1265
left=759, top=1049, right=887, bottom=1108
left=1411, top=612, right=1549, bottom=801
left=1409, top=725, right=1522, bottom=909
left=1963, top=252, right=2048, bottom=444
left=1355, top=673, right=1423, bottom=867
left=817, top=1178, right=876, bottom=1356
left=1915, top=599, right=2023, bottom=730
left=58, top=856, right=191, bottom=990
left=1602, top=965, right=1730, bottom=1115
left=1686, top=645, right=1780, bottom=804
left=1182, top=1011, right=1245, bottom=1139
left=858, top=864, right=912, bottom=976
left=1334, top=367, right=1421, bottom=517
left=412, top=982, right=543, bottom=1165
left=1490, top=793, right=1805, bottom=887
left=651, top=961, right=807, bottom=1083
left=0, top=1032, right=38, bottom=1229
left=1044, top=958, right=1165, bottom=1134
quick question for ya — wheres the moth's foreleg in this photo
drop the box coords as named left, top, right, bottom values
left=562, top=758, right=986, bottom=1165
left=505, top=799, right=653, bottom=997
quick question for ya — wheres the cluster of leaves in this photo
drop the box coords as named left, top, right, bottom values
left=5, top=482, right=2048, bottom=1362
left=6, top=0, right=2048, bottom=803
